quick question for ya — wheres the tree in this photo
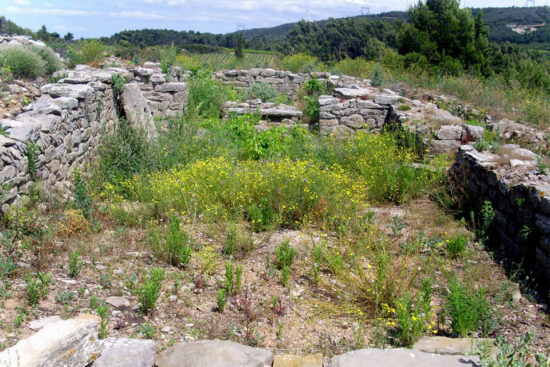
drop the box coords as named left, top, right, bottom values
left=397, top=0, right=491, bottom=74
left=64, top=32, right=74, bottom=41
left=235, top=32, right=244, bottom=59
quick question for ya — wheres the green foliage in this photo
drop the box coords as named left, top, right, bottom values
left=187, top=73, right=236, bottom=118
left=479, top=201, right=495, bottom=245
left=309, top=244, right=323, bottom=284
left=111, top=73, right=126, bottom=95
left=97, top=118, right=151, bottom=194
left=68, top=251, right=83, bottom=278
left=55, top=290, right=74, bottom=305
left=138, top=268, right=165, bottom=314
left=477, top=332, right=549, bottom=367
left=138, top=322, right=156, bottom=338
left=149, top=214, right=193, bottom=268
left=394, top=279, right=433, bottom=347
left=25, top=143, right=39, bottom=177
left=244, top=82, right=277, bottom=102
left=72, top=169, right=92, bottom=219
left=25, top=272, right=51, bottom=306
left=235, top=32, right=244, bottom=60
left=298, top=78, right=333, bottom=123
left=160, top=44, right=177, bottom=74
left=447, top=234, right=468, bottom=258
left=445, top=278, right=495, bottom=337
left=80, top=39, right=104, bottom=63
left=217, top=288, right=227, bottom=312
left=398, top=0, right=491, bottom=75
left=35, top=46, right=62, bottom=75
left=332, top=58, right=373, bottom=77
left=0, top=46, right=45, bottom=78
left=95, top=302, right=110, bottom=339
left=274, top=240, right=296, bottom=269
left=281, top=53, right=319, bottom=73
left=371, top=66, right=385, bottom=88
left=280, top=266, right=291, bottom=287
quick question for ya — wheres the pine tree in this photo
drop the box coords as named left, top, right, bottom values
left=235, top=32, right=244, bottom=59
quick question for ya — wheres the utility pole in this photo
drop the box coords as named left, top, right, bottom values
left=526, top=0, right=535, bottom=7
left=361, top=6, right=370, bottom=15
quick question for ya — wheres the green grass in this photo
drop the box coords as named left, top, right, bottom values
left=195, top=52, right=279, bottom=70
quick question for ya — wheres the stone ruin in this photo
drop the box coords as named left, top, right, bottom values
left=0, top=62, right=188, bottom=209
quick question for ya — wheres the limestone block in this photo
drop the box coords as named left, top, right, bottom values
left=93, top=338, right=156, bottom=367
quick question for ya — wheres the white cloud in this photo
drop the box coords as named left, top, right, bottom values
left=13, top=0, right=31, bottom=6
left=3, top=6, right=98, bottom=16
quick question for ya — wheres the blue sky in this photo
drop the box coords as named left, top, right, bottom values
left=0, top=0, right=541, bottom=38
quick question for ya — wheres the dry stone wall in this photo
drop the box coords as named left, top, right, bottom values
left=0, top=63, right=188, bottom=209
left=448, top=145, right=550, bottom=302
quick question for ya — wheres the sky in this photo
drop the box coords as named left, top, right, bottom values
left=0, top=0, right=543, bottom=38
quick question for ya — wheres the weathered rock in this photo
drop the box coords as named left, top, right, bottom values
left=41, top=84, right=94, bottom=99
left=334, top=88, right=371, bottom=100
left=273, top=353, right=323, bottom=367
left=330, top=348, right=479, bottom=367
left=341, top=114, right=365, bottom=129
left=414, top=336, right=496, bottom=357
left=155, top=340, right=274, bottom=367
left=105, top=296, right=130, bottom=309
left=430, top=139, right=462, bottom=154
left=121, top=83, right=157, bottom=139
left=464, top=124, right=485, bottom=140
left=155, top=82, right=188, bottom=93
left=28, top=316, right=62, bottom=331
left=0, top=314, right=100, bottom=367
left=92, top=338, right=156, bottom=367
left=374, top=94, right=401, bottom=105
left=436, top=125, right=464, bottom=141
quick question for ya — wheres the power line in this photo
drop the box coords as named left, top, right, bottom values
left=526, top=0, right=535, bottom=6
left=361, top=6, right=370, bottom=15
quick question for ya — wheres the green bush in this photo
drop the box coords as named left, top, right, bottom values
left=333, top=58, right=373, bottom=77
left=0, top=46, right=45, bottom=78
left=446, top=234, right=468, bottom=258
left=445, top=278, right=495, bottom=337
left=281, top=53, right=319, bottom=73
left=149, top=214, right=193, bottom=268
left=80, top=39, right=104, bottom=63
left=187, top=73, right=236, bottom=118
left=245, top=82, right=278, bottom=102
left=138, top=268, right=165, bottom=314
left=394, top=278, right=433, bottom=347
left=274, top=240, right=296, bottom=269
left=35, top=46, right=62, bottom=75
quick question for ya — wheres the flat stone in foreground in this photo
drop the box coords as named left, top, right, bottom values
left=92, top=338, right=156, bottom=367
left=273, top=353, right=323, bottom=367
left=414, top=336, right=496, bottom=356
left=0, top=314, right=100, bottom=367
left=330, top=348, right=480, bottom=367
left=155, top=340, right=273, bottom=367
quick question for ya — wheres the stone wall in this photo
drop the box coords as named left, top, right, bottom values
left=213, top=68, right=369, bottom=99
left=448, top=145, right=550, bottom=302
left=0, top=63, right=188, bottom=209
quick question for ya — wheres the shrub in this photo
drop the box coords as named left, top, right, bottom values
left=281, top=53, right=319, bottom=73
left=275, top=240, right=296, bottom=269
left=133, top=156, right=366, bottom=230
left=160, top=44, right=177, bottom=74
left=217, top=288, right=227, bottom=312
left=371, top=66, right=385, bottom=88
left=111, top=73, right=126, bottom=95
left=174, top=54, right=203, bottom=74
left=96, top=302, right=110, bottom=339
left=138, top=268, right=165, bottom=314
left=35, top=46, right=62, bottom=75
left=333, top=58, right=372, bottom=77
left=149, top=214, right=193, bottom=268
left=394, top=279, right=434, bottom=347
left=445, top=278, right=495, bottom=337
left=477, top=332, right=549, bottom=367
left=80, top=39, right=104, bottom=63
left=245, top=82, right=278, bottom=102
left=0, top=46, right=45, bottom=79
left=446, top=234, right=468, bottom=258
left=187, top=73, right=236, bottom=118
left=68, top=251, right=83, bottom=278
left=73, top=169, right=92, bottom=219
